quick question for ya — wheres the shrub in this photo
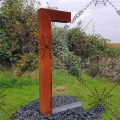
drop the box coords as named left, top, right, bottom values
left=67, top=28, right=120, bottom=81
left=16, top=52, right=38, bottom=72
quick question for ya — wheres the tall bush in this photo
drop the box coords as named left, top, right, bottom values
left=0, top=0, right=38, bottom=65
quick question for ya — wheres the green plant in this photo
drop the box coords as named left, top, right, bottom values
left=16, top=52, right=38, bottom=72
left=0, top=0, right=39, bottom=66
left=67, top=28, right=120, bottom=81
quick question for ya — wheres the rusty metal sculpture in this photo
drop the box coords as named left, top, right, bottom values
left=37, top=8, right=71, bottom=115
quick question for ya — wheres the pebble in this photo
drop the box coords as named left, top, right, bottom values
left=11, top=96, right=105, bottom=120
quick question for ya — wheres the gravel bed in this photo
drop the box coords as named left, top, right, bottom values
left=11, top=96, right=105, bottom=120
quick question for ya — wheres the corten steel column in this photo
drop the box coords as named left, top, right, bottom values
left=37, top=8, right=71, bottom=115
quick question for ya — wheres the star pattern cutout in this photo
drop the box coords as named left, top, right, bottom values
left=38, top=35, right=52, bottom=59
left=78, top=79, right=119, bottom=117
left=88, top=87, right=113, bottom=109
left=93, top=0, right=108, bottom=6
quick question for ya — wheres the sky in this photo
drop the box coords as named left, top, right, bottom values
left=38, top=0, right=120, bottom=43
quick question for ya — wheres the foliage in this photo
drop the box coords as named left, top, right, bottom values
left=0, top=0, right=39, bottom=66
left=67, top=28, right=120, bottom=80
left=67, top=28, right=117, bottom=60
left=0, top=0, right=120, bottom=81
left=16, top=52, right=38, bottom=72
left=52, top=27, right=81, bottom=76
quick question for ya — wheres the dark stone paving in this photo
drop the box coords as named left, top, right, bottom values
left=11, top=96, right=105, bottom=120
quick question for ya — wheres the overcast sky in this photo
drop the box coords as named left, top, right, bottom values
left=38, top=0, right=120, bottom=43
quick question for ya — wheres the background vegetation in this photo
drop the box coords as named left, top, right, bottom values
left=0, top=0, right=120, bottom=120
left=109, top=43, right=120, bottom=50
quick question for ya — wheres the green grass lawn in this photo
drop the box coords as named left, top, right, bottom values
left=0, top=70, right=120, bottom=120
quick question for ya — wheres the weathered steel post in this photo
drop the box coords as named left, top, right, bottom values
left=37, top=8, right=71, bottom=115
